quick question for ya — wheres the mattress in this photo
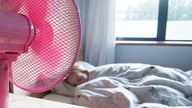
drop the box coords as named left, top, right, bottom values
left=43, top=93, right=74, bottom=104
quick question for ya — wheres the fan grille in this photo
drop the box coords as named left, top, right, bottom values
left=8, top=0, right=81, bottom=92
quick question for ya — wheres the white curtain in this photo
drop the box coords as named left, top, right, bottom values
left=82, top=0, right=116, bottom=66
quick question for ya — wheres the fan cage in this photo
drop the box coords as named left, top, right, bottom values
left=8, top=0, right=81, bottom=92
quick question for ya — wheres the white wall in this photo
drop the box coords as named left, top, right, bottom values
left=115, top=45, right=192, bottom=71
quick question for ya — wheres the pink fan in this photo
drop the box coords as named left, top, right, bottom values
left=0, top=0, right=81, bottom=108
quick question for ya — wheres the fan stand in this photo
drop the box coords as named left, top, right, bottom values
left=0, top=53, right=18, bottom=108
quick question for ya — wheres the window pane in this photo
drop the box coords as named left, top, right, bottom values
left=115, top=0, right=159, bottom=38
left=166, top=0, right=192, bottom=40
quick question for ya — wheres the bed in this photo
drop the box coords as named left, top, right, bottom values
left=42, top=61, right=192, bottom=108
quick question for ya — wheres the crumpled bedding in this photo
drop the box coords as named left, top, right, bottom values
left=73, top=63, right=192, bottom=108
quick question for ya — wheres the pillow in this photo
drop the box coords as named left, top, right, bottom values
left=51, top=61, right=96, bottom=96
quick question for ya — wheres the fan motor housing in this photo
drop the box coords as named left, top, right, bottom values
left=0, top=11, right=35, bottom=53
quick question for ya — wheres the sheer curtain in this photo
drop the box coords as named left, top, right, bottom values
left=82, top=0, right=116, bottom=66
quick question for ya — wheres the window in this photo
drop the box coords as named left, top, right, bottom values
left=116, top=0, right=192, bottom=41
left=166, top=0, right=192, bottom=40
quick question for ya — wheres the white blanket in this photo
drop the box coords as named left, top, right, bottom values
left=73, top=63, right=192, bottom=108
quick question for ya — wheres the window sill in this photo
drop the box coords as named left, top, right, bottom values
left=115, top=41, right=192, bottom=46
